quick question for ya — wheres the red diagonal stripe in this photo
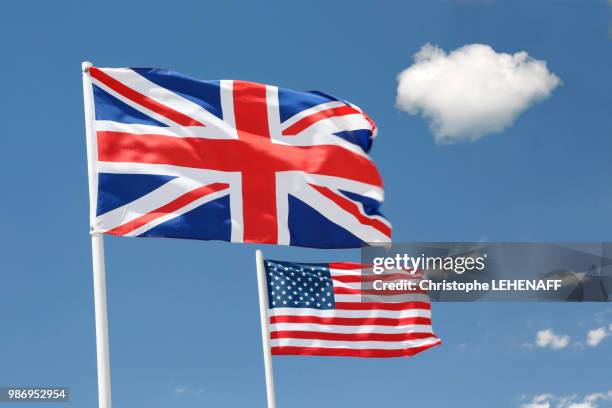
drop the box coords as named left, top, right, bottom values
left=282, top=105, right=362, bottom=135
left=107, top=182, right=229, bottom=236
left=362, top=111, right=377, bottom=133
left=309, top=184, right=391, bottom=237
left=90, top=67, right=205, bottom=127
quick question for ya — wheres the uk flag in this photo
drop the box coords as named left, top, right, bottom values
left=84, top=67, right=391, bottom=248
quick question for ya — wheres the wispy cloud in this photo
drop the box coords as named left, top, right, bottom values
left=586, top=325, right=612, bottom=347
left=525, top=311, right=611, bottom=351
left=395, top=43, right=560, bottom=144
left=173, top=386, right=206, bottom=397
left=173, top=386, right=189, bottom=395
left=594, top=308, right=612, bottom=325
left=521, top=391, right=612, bottom=408
left=522, top=393, right=554, bottom=408
left=533, top=329, right=570, bottom=350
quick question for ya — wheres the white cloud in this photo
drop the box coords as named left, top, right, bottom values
left=522, top=394, right=553, bottom=408
left=395, top=43, right=561, bottom=144
left=527, top=314, right=611, bottom=350
left=522, top=391, right=612, bottom=408
left=173, top=385, right=207, bottom=397
left=173, top=386, right=189, bottom=395
left=535, top=329, right=570, bottom=350
left=586, top=326, right=610, bottom=347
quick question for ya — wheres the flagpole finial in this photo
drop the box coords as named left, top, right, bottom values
left=82, top=61, right=93, bottom=73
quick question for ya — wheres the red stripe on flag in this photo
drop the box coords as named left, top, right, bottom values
left=332, top=273, right=421, bottom=283
left=328, top=262, right=368, bottom=270
left=232, top=80, right=278, bottom=244
left=282, top=105, right=362, bottom=136
left=271, top=331, right=437, bottom=342
left=271, top=341, right=441, bottom=358
left=106, top=183, right=229, bottom=236
left=333, top=286, right=427, bottom=296
left=362, top=111, right=377, bottom=133
left=270, top=315, right=432, bottom=327
left=334, top=301, right=431, bottom=311
left=89, top=67, right=205, bottom=127
left=96, top=131, right=383, bottom=187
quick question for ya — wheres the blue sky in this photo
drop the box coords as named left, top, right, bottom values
left=1, top=0, right=611, bottom=407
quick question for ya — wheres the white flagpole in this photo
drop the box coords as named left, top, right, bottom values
left=255, top=250, right=276, bottom=408
left=90, top=233, right=112, bottom=408
left=82, top=61, right=113, bottom=408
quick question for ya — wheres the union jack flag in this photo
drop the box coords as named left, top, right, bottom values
left=84, top=67, right=391, bottom=248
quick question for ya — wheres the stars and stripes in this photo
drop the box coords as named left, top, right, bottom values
left=264, top=260, right=441, bottom=358
left=85, top=67, right=391, bottom=248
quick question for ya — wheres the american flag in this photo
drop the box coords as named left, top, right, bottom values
left=264, top=260, right=441, bottom=358
left=85, top=67, right=391, bottom=248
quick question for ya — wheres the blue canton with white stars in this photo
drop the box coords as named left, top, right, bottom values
left=264, top=260, right=336, bottom=310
